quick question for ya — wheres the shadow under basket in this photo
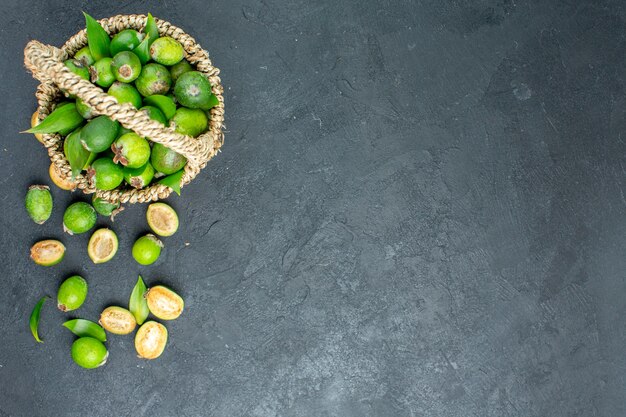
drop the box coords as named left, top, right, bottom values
left=23, top=14, right=224, bottom=204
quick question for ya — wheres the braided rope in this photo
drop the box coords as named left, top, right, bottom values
left=24, top=14, right=224, bottom=203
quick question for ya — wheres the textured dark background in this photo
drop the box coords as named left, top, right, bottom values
left=0, top=0, right=625, bottom=416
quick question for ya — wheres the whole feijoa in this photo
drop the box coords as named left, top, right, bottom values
left=150, top=143, right=186, bottom=175
left=169, top=59, right=193, bottom=82
left=92, top=195, right=120, bottom=216
left=63, top=202, right=97, bottom=235
left=140, top=106, right=168, bottom=126
left=124, top=162, right=155, bottom=189
left=64, top=59, right=90, bottom=80
left=135, top=63, right=171, bottom=97
left=75, top=97, right=95, bottom=119
left=111, top=133, right=151, bottom=168
left=132, top=234, right=163, bottom=265
left=149, top=37, right=184, bottom=65
left=146, top=285, right=184, bottom=320
left=111, top=51, right=142, bottom=83
left=80, top=115, right=120, bottom=153
left=108, top=82, right=142, bottom=108
left=170, top=107, right=208, bottom=137
left=25, top=185, right=52, bottom=224
left=88, top=157, right=124, bottom=191
left=71, top=337, right=108, bottom=369
left=99, top=306, right=136, bottom=335
left=89, top=58, right=116, bottom=88
left=30, top=240, right=65, bottom=266
left=174, top=71, right=212, bottom=109
left=135, top=321, right=168, bottom=359
left=109, top=29, right=144, bottom=56
left=75, top=46, right=95, bottom=66
left=57, top=275, right=88, bottom=312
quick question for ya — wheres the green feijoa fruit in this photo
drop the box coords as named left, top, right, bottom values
left=80, top=116, right=120, bottom=153
left=63, top=319, right=106, bottom=342
left=112, top=132, right=151, bottom=168
left=111, top=51, right=142, bottom=83
left=140, top=106, right=167, bottom=126
left=117, top=126, right=134, bottom=138
left=30, top=296, right=49, bottom=343
left=143, top=94, right=176, bottom=120
left=64, top=128, right=95, bottom=177
left=63, top=202, right=97, bottom=235
left=57, top=275, right=88, bottom=312
left=89, top=57, right=116, bottom=88
left=150, top=36, right=184, bottom=65
left=71, top=337, right=108, bottom=369
left=30, top=240, right=65, bottom=266
left=24, top=102, right=83, bottom=135
left=92, top=195, right=120, bottom=216
left=150, top=143, right=187, bottom=175
left=84, top=12, right=111, bottom=61
left=108, top=82, right=142, bottom=109
left=174, top=71, right=213, bottom=110
left=124, top=162, right=154, bottom=189
left=25, top=185, right=52, bottom=224
left=169, top=59, right=193, bottom=82
left=170, top=107, right=208, bottom=137
left=109, top=29, right=144, bottom=56
left=88, top=158, right=124, bottom=191
left=132, top=234, right=163, bottom=265
left=75, top=97, right=95, bottom=119
left=75, top=46, right=95, bottom=66
left=135, top=63, right=171, bottom=97
left=88, top=228, right=119, bottom=264
left=64, top=59, right=90, bottom=80
left=143, top=13, right=159, bottom=47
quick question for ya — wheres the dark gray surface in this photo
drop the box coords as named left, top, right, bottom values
left=0, top=0, right=625, bottom=416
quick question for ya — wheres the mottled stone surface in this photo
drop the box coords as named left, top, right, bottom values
left=0, top=0, right=625, bottom=416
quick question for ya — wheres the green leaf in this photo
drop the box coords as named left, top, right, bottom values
left=84, top=12, right=111, bottom=60
left=158, top=169, right=184, bottom=195
left=24, top=102, right=84, bottom=134
left=143, top=95, right=177, bottom=120
left=129, top=276, right=149, bottom=325
left=144, top=13, right=159, bottom=46
left=134, top=34, right=152, bottom=65
left=64, top=127, right=94, bottom=177
left=30, top=296, right=49, bottom=343
left=203, top=94, right=220, bottom=111
left=63, top=319, right=106, bottom=342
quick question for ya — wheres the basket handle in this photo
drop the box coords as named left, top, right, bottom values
left=24, top=40, right=214, bottom=168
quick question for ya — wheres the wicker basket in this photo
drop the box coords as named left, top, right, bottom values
left=23, top=14, right=224, bottom=204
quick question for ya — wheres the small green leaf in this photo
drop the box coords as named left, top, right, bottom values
left=84, top=12, right=111, bottom=60
left=144, top=13, right=159, bottom=46
left=134, top=34, right=152, bottom=65
left=129, top=275, right=149, bottom=325
left=24, top=102, right=84, bottom=135
left=30, top=296, right=49, bottom=343
left=63, top=319, right=106, bottom=342
left=64, top=128, right=94, bottom=177
left=158, top=169, right=184, bottom=195
left=143, top=95, right=176, bottom=120
left=203, top=94, right=220, bottom=110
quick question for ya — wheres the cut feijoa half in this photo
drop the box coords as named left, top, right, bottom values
left=146, top=202, right=179, bottom=237
left=87, top=228, right=119, bottom=264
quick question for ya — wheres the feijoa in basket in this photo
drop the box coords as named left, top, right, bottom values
left=24, top=13, right=224, bottom=204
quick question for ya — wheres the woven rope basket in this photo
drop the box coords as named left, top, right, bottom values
left=23, top=14, right=224, bottom=204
